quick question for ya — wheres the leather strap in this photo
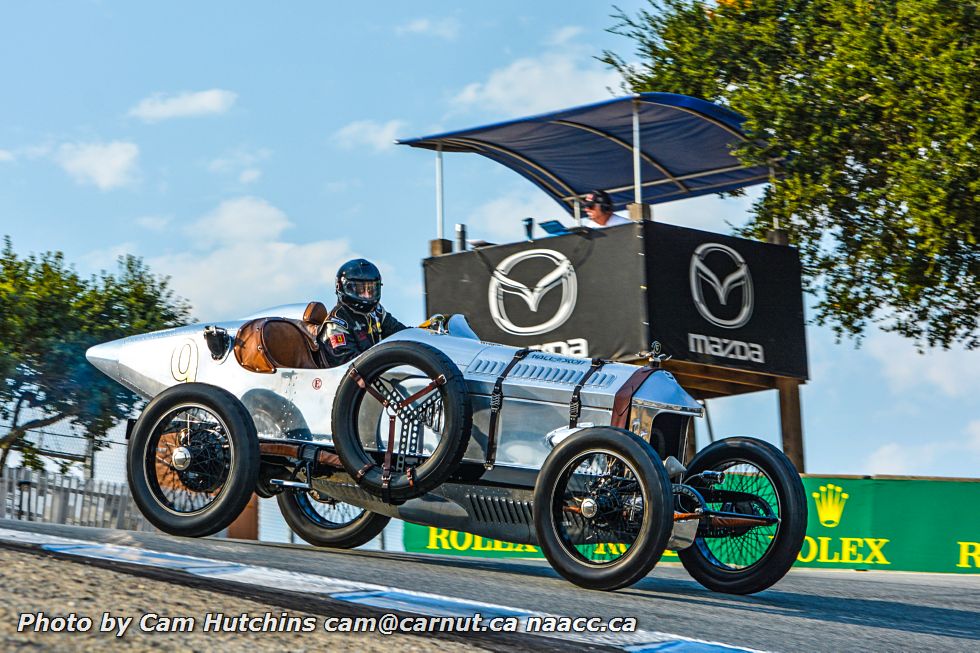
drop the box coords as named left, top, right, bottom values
left=485, top=348, right=531, bottom=469
left=316, top=450, right=343, bottom=470
left=569, top=358, right=605, bottom=428
left=611, top=366, right=658, bottom=429
left=355, top=462, right=375, bottom=483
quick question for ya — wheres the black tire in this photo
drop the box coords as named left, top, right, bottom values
left=678, top=437, right=807, bottom=595
left=533, top=427, right=673, bottom=591
left=331, top=341, right=471, bottom=502
left=276, top=490, right=390, bottom=548
left=128, top=383, right=259, bottom=537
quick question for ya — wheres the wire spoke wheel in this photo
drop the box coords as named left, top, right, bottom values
left=677, top=437, right=807, bottom=595
left=276, top=487, right=390, bottom=548
left=697, top=461, right=778, bottom=571
left=552, top=451, right=644, bottom=566
left=146, top=405, right=232, bottom=515
left=128, top=383, right=259, bottom=538
left=534, top=427, right=673, bottom=591
left=297, top=490, right=367, bottom=528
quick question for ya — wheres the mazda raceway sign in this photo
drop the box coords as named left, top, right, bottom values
left=423, top=222, right=808, bottom=380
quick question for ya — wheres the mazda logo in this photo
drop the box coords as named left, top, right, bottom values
left=488, top=249, right=577, bottom=336
left=689, top=243, right=754, bottom=329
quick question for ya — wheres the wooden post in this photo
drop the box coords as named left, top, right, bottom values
left=429, top=238, right=452, bottom=257
left=227, top=493, right=259, bottom=540
left=766, top=228, right=789, bottom=246
left=776, top=377, right=805, bottom=472
left=628, top=203, right=651, bottom=222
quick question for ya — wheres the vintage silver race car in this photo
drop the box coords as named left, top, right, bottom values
left=87, top=302, right=806, bottom=593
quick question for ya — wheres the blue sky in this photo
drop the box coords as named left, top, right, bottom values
left=1, top=2, right=977, bottom=478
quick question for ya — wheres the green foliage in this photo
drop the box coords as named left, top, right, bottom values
left=0, top=236, right=191, bottom=470
left=604, top=0, right=979, bottom=348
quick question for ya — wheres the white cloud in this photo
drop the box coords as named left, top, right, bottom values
left=207, top=147, right=269, bottom=185
left=864, top=428, right=980, bottom=477
left=333, top=119, right=406, bottom=152
left=188, top=196, right=289, bottom=248
left=147, top=197, right=358, bottom=319
left=79, top=241, right=139, bottom=273
left=866, top=331, right=980, bottom=399
left=129, top=89, right=237, bottom=122
left=21, top=143, right=54, bottom=159
left=464, top=189, right=569, bottom=243
left=55, top=141, right=139, bottom=190
left=547, top=26, right=584, bottom=46
left=966, top=420, right=980, bottom=455
left=239, top=169, right=261, bottom=184
left=0, top=149, right=14, bottom=162
left=395, top=17, right=460, bottom=40
left=655, top=186, right=762, bottom=233
left=452, top=50, right=621, bottom=117
left=208, top=147, right=270, bottom=173
left=324, top=179, right=362, bottom=194
left=865, top=443, right=931, bottom=475
left=135, top=215, right=171, bottom=232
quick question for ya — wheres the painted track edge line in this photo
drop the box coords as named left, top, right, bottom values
left=0, top=526, right=764, bottom=652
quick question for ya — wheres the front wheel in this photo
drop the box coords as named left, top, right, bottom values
left=127, top=383, right=259, bottom=537
left=533, top=427, right=673, bottom=591
left=678, top=437, right=806, bottom=594
left=276, top=489, right=390, bottom=548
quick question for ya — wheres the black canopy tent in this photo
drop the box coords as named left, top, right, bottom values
left=398, top=92, right=774, bottom=227
left=399, top=93, right=806, bottom=471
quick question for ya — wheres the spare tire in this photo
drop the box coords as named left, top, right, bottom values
left=331, top=341, right=471, bottom=502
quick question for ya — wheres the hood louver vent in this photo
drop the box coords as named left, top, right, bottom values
left=467, top=357, right=614, bottom=388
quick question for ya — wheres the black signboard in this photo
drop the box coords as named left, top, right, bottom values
left=424, top=225, right=648, bottom=360
left=423, top=222, right=808, bottom=379
left=644, top=222, right=808, bottom=379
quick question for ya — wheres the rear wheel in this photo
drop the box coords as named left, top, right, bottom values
left=533, top=427, right=673, bottom=591
left=277, top=489, right=390, bottom=548
left=678, top=437, right=806, bottom=594
left=128, top=383, right=259, bottom=537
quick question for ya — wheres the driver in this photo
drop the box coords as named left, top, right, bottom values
left=320, top=259, right=407, bottom=366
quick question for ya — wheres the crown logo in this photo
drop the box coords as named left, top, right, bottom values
left=812, top=484, right=849, bottom=527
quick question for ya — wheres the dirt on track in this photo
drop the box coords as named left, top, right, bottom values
left=0, top=547, right=492, bottom=653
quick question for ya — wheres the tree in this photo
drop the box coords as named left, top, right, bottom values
left=603, top=0, right=979, bottom=348
left=0, top=237, right=191, bottom=471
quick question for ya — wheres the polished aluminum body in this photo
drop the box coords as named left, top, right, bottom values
left=87, top=304, right=703, bottom=546
left=87, top=304, right=701, bottom=473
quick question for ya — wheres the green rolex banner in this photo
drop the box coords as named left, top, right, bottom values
left=798, top=476, right=979, bottom=572
left=402, top=476, right=980, bottom=573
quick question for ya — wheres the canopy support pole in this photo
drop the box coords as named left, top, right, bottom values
left=629, top=98, right=651, bottom=221
left=435, top=146, right=445, bottom=240
left=429, top=146, right=451, bottom=255
left=632, top=99, right=642, bottom=205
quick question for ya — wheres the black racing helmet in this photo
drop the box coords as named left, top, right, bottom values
left=336, top=258, right=382, bottom=313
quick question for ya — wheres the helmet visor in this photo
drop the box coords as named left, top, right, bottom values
left=344, top=279, right=381, bottom=301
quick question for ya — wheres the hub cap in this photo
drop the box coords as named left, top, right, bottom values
left=580, top=497, right=598, bottom=519
left=171, top=446, right=192, bottom=471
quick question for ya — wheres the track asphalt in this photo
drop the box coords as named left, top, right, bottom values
left=0, top=519, right=977, bottom=652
